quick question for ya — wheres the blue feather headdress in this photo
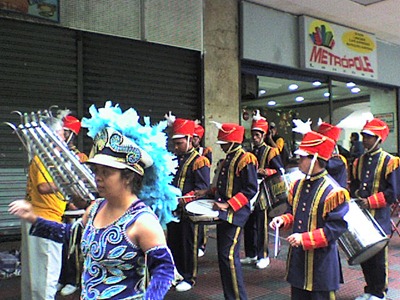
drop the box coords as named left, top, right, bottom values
left=81, top=101, right=180, bottom=227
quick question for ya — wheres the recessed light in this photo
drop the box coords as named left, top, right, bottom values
left=324, top=92, right=330, bottom=98
left=346, top=82, right=356, bottom=88
left=295, top=96, right=304, bottom=102
left=259, top=89, right=266, bottom=95
left=312, top=81, right=322, bottom=86
left=268, top=100, right=276, bottom=106
left=351, top=87, right=361, bottom=94
left=288, top=84, right=299, bottom=91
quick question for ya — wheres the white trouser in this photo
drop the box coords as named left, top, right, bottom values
left=21, top=221, right=62, bottom=300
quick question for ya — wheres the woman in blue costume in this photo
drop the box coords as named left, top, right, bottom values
left=9, top=102, right=180, bottom=299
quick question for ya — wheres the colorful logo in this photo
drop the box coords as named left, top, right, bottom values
left=309, top=21, right=335, bottom=49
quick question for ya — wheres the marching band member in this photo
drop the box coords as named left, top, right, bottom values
left=196, top=122, right=258, bottom=300
left=241, top=110, right=284, bottom=269
left=193, top=121, right=213, bottom=164
left=351, top=118, right=400, bottom=300
left=20, top=116, right=67, bottom=300
left=57, top=112, right=89, bottom=296
left=164, top=112, right=211, bottom=292
left=317, top=120, right=348, bottom=188
left=270, top=131, right=350, bottom=300
left=10, top=102, right=178, bottom=300
left=192, top=121, right=213, bottom=257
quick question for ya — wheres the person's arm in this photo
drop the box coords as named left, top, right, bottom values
left=9, top=199, right=88, bottom=244
left=131, top=213, right=174, bottom=300
left=290, top=189, right=350, bottom=250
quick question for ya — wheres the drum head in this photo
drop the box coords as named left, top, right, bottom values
left=185, top=199, right=218, bottom=217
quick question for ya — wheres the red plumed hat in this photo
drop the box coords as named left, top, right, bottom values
left=164, top=111, right=195, bottom=139
left=294, top=131, right=335, bottom=161
left=212, top=122, right=244, bottom=144
left=172, top=118, right=195, bottom=139
left=361, top=118, right=389, bottom=142
left=317, top=121, right=341, bottom=143
left=251, top=110, right=269, bottom=134
left=194, top=123, right=205, bottom=138
left=63, top=115, right=81, bottom=135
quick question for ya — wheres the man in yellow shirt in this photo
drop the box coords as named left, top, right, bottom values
left=21, top=116, right=67, bottom=300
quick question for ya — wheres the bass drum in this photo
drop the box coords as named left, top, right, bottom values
left=338, top=199, right=389, bottom=265
left=184, top=199, right=220, bottom=225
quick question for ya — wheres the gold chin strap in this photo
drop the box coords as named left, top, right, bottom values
left=306, top=153, right=318, bottom=180
left=365, top=137, right=381, bottom=154
left=226, top=143, right=241, bottom=154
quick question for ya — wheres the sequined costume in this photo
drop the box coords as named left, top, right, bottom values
left=30, top=199, right=174, bottom=300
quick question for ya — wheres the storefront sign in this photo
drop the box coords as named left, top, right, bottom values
left=300, top=16, right=378, bottom=80
left=0, top=0, right=59, bottom=22
left=374, top=113, right=394, bottom=132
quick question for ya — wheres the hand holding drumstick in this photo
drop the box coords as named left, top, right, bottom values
left=270, top=216, right=302, bottom=248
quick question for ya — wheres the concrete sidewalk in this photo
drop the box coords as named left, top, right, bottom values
left=2, top=222, right=400, bottom=299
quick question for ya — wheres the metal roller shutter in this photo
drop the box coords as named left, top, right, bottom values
left=0, top=19, right=77, bottom=236
left=82, top=31, right=201, bottom=121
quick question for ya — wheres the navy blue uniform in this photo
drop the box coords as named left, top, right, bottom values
left=351, top=148, right=400, bottom=299
left=212, top=146, right=258, bottom=300
left=243, top=142, right=283, bottom=259
left=280, top=171, right=349, bottom=298
left=167, top=148, right=210, bottom=285
left=326, top=154, right=348, bottom=188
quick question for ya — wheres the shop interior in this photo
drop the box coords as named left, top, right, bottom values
left=241, top=72, right=398, bottom=160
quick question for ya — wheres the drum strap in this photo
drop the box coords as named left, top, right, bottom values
left=176, top=150, right=198, bottom=191
left=225, top=149, right=245, bottom=198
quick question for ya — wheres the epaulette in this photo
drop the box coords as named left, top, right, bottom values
left=386, top=155, right=400, bottom=177
left=323, top=188, right=349, bottom=218
left=237, top=152, right=258, bottom=173
left=193, top=156, right=211, bottom=171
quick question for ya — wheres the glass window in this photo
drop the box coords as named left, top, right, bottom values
left=241, top=72, right=398, bottom=167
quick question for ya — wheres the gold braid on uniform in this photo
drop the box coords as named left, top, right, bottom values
left=236, top=152, right=258, bottom=175
left=323, top=188, right=350, bottom=218
left=385, top=155, right=400, bottom=178
left=193, top=156, right=211, bottom=170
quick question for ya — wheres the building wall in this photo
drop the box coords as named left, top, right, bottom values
left=241, top=1, right=400, bottom=87
left=203, top=0, right=240, bottom=168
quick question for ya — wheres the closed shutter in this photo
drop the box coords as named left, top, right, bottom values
left=0, top=19, right=77, bottom=236
left=81, top=32, right=201, bottom=139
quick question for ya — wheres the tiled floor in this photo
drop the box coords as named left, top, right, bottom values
left=2, top=221, right=400, bottom=300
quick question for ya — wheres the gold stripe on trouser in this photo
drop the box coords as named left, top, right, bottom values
left=193, top=223, right=199, bottom=280
left=329, top=290, right=336, bottom=300
left=262, top=209, right=269, bottom=257
left=384, top=245, right=389, bottom=296
left=229, top=227, right=242, bottom=300
left=202, top=225, right=208, bottom=246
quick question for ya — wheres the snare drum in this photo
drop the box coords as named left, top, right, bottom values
left=184, top=199, right=220, bottom=224
left=264, top=174, right=288, bottom=218
left=338, top=199, right=389, bottom=265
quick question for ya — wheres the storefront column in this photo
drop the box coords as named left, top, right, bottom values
left=203, top=0, right=240, bottom=168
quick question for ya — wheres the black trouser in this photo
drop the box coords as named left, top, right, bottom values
left=59, top=242, right=81, bottom=286
left=197, top=224, right=208, bottom=251
left=167, top=218, right=198, bottom=284
left=243, top=208, right=269, bottom=259
left=217, top=222, right=247, bottom=300
left=361, top=245, right=388, bottom=299
left=291, top=286, right=336, bottom=300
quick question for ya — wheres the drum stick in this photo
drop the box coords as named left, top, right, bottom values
left=177, top=195, right=196, bottom=199
left=274, top=226, right=280, bottom=258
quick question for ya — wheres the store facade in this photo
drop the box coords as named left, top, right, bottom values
left=240, top=2, right=400, bottom=159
